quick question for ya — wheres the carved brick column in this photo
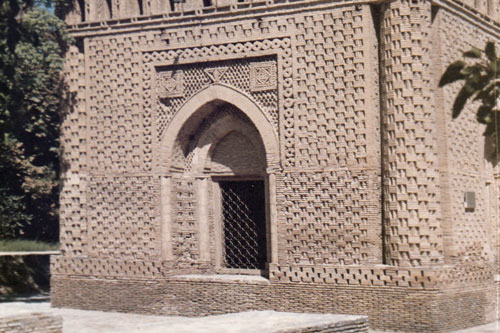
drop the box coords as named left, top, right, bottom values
left=380, top=0, right=443, bottom=267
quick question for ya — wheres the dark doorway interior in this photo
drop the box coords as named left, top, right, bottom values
left=219, top=180, right=266, bottom=270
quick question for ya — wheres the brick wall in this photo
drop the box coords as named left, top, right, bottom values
left=51, top=275, right=496, bottom=332
left=435, top=5, right=500, bottom=266
left=53, top=0, right=500, bottom=332
left=60, top=1, right=383, bottom=270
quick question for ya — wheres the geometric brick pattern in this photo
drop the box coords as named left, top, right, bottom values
left=380, top=0, right=443, bottom=267
left=143, top=42, right=286, bottom=160
left=63, top=0, right=500, bottom=26
left=154, top=56, right=278, bottom=142
left=55, top=0, right=500, bottom=331
left=279, top=170, right=380, bottom=265
left=58, top=2, right=499, bottom=271
left=449, top=0, right=500, bottom=23
left=270, top=264, right=435, bottom=288
left=87, top=33, right=159, bottom=173
left=438, top=8, right=498, bottom=263
left=270, top=263, right=495, bottom=289
left=171, top=178, right=199, bottom=265
left=59, top=45, right=87, bottom=257
left=292, top=8, right=370, bottom=169
left=138, top=8, right=384, bottom=272
left=87, top=176, right=160, bottom=260
left=51, top=257, right=495, bottom=289
left=51, top=257, right=168, bottom=279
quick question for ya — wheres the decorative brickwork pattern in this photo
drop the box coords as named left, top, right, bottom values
left=292, top=9, right=372, bottom=169
left=143, top=43, right=287, bottom=164
left=434, top=263, right=497, bottom=288
left=51, top=256, right=494, bottom=290
left=58, top=2, right=383, bottom=278
left=171, top=178, right=199, bottom=264
left=270, top=264, right=435, bottom=288
left=144, top=39, right=292, bottom=169
left=249, top=61, right=277, bottom=92
left=158, top=71, right=184, bottom=98
left=269, top=263, right=495, bottom=289
left=59, top=45, right=87, bottom=256
left=448, top=0, right=500, bottom=23
left=381, top=0, right=443, bottom=267
left=153, top=56, right=278, bottom=142
left=87, top=33, right=158, bottom=173
left=55, top=0, right=500, bottom=331
left=52, top=256, right=167, bottom=279
left=278, top=170, right=380, bottom=265
left=64, top=0, right=500, bottom=28
left=87, top=176, right=160, bottom=259
left=437, top=8, right=499, bottom=264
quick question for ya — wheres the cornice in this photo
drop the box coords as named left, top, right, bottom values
left=67, top=0, right=500, bottom=41
left=66, top=0, right=377, bottom=38
left=432, top=0, right=500, bottom=39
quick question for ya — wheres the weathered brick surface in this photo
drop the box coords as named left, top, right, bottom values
left=436, top=5, right=499, bottom=266
left=51, top=275, right=496, bottom=332
left=380, top=0, right=443, bottom=267
left=54, top=0, right=500, bottom=331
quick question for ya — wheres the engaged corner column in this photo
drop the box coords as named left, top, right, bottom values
left=380, top=0, right=443, bottom=267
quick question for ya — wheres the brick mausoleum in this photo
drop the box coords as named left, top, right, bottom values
left=51, top=0, right=500, bottom=331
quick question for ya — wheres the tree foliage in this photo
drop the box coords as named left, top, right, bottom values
left=439, top=42, right=500, bottom=163
left=0, top=0, right=72, bottom=240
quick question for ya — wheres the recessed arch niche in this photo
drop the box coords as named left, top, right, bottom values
left=159, top=85, right=279, bottom=273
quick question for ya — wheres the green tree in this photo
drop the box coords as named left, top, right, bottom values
left=439, top=42, right=500, bottom=164
left=0, top=0, right=72, bottom=240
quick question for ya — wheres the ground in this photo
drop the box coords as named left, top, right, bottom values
left=0, top=296, right=497, bottom=332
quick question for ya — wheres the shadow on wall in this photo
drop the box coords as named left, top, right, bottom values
left=0, top=255, right=52, bottom=297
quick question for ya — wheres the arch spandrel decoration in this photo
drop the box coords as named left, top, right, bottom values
left=144, top=47, right=286, bottom=267
left=159, top=84, right=280, bottom=174
left=142, top=38, right=295, bottom=171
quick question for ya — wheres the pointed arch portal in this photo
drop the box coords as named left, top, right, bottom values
left=159, top=84, right=279, bottom=173
left=159, top=84, right=279, bottom=273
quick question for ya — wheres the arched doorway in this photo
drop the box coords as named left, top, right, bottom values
left=186, top=102, right=268, bottom=271
left=208, top=112, right=268, bottom=270
left=159, top=85, right=279, bottom=274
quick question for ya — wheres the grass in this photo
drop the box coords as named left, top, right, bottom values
left=0, top=240, right=59, bottom=252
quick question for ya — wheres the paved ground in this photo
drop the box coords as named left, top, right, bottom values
left=0, top=299, right=367, bottom=333
left=0, top=297, right=498, bottom=332
left=370, top=321, right=500, bottom=333
left=451, top=321, right=499, bottom=333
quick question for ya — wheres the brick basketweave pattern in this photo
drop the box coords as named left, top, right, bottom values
left=54, top=0, right=500, bottom=331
